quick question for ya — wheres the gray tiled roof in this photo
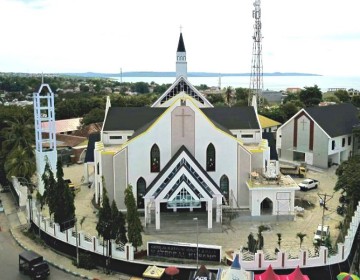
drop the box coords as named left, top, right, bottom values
left=102, top=106, right=259, bottom=133
left=305, top=103, right=359, bottom=137
left=201, top=107, right=260, bottom=130
left=103, top=107, right=166, bottom=131
left=84, top=132, right=100, bottom=163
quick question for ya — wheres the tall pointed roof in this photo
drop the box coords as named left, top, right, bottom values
left=177, top=32, right=186, bottom=52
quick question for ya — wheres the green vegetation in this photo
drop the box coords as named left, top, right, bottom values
left=0, top=74, right=358, bottom=189
left=335, top=155, right=360, bottom=206
left=246, top=225, right=268, bottom=253
left=124, top=184, right=143, bottom=251
left=0, top=106, right=35, bottom=186
left=296, top=232, right=307, bottom=249
left=41, top=160, right=76, bottom=227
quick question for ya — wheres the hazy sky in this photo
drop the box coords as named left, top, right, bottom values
left=1, top=0, right=359, bottom=76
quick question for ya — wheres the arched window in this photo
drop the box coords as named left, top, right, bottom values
left=206, top=143, right=216, bottom=171
left=137, top=177, right=146, bottom=209
left=150, top=144, right=160, bottom=172
left=220, top=175, right=229, bottom=205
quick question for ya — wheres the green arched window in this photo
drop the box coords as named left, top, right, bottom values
left=220, top=175, right=229, bottom=205
left=150, top=144, right=160, bottom=172
left=206, top=143, right=216, bottom=171
left=136, top=177, right=146, bottom=209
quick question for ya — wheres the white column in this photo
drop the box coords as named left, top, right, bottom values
left=148, top=200, right=152, bottom=224
left=83, top=163, right=89, bottom=183
left=144, top=199, right=148, bottom=228
left=207, top=200, right=212, bottom=229
left=155, top=201, right=160, bottom=230
left=216, top=196, right=221, bottom=223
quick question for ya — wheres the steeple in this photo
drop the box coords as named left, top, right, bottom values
left=176, top=32, right=187, bottom=79
left=177, top=33, right=186, bottom=52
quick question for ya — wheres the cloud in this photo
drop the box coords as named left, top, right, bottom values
left=0, top=0, right=359, bottom=76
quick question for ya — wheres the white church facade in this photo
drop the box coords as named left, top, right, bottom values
left=91, top=33, right=298, bottom=230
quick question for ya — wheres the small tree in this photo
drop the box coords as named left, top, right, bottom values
left=277, top=233, right=282, bottom=250
left=53, top=160, right=75, bottom=230
left=334, top=89, right=350, bottom=103
left=257, top=225, right=267, bottom=251
left=299, top=85, right=322, bottom=107
left=124, top=185, right=143, bottom=251
left=96, top=187, right=112, bottom=266
left=225, top=86, right=233, bottom=107
left=296, top=232, right=307, bottom=249
left=96, top=188, right=112, bottom=241
left=110, top=200, right=128, bottom=244
left=42, top=161, right=57, bottom=217
left=247, top=233, right=257, bottom=253
left=246, top=226, right=267, bottom=253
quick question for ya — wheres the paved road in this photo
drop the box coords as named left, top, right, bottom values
left=0, top=212, right=80, bottom=280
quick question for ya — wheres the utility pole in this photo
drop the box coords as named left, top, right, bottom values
left=75, top=218, right=79, bottom=267
left=318, top=193, right=333, bottom=245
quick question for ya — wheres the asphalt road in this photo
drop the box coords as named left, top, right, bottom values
left=0, top=213, right=80, bottom=280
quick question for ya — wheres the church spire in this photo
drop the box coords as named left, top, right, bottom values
left=177, top=32, right=186, bottom=52
left=176, top=30, right=187, bottom=79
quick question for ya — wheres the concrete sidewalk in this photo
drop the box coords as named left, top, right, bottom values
left=1, top=190, right=131, bottom=280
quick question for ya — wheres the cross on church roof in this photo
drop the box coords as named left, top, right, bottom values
left=301, top=118, right=307, bottom=130
left=175, top=107, right=191, bottom=137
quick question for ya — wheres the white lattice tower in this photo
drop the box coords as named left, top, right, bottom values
left=33, top=82, right=57, bottom=194
left=249, top=0, right=263, bottom=112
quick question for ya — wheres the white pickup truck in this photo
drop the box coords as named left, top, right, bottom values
left=298, top=178, right=319, bottom=191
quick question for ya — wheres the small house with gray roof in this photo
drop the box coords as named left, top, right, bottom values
left=276, top=103, right=359, bottom=169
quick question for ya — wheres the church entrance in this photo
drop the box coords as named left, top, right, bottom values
left=160, top=201, right=207, bottom=212
left=144, top=208, right=222, bottom=234
left=260, top=198, right=273, bottom=215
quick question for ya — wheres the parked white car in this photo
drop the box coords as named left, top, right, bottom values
left=313, top=224, right=330, bottom=244
left=299, top=178, right=319, bottom=191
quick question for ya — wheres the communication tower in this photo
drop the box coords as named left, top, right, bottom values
left=249, top=0, right=263, bottom=112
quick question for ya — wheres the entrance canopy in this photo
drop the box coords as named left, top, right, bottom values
left=144, top=145, right=222, bottom=207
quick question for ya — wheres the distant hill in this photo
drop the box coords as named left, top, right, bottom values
left=61, top=71, right=321, bottom=78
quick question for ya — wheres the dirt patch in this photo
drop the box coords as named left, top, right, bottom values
left=295, top=198, right=315, bottom=210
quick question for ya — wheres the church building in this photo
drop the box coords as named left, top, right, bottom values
left=92, top=33, right=298, bottom=230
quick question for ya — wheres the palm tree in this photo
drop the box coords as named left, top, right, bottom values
left=4, top=147, right=36, bottom=187
left=296, top=232, right=307, bottom=249
left=225, top=86, right=233, bottom=107
left=2, top=115, right=35, bottom=184
left=1, top=115, right=34, bottom=154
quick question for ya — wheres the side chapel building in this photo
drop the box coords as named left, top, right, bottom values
left=92, top=33, right=298, bottom=230
left=276, top=103, right=359, bottom=169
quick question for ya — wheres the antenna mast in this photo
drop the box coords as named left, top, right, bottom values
left=249, top=0, right=263, bottom=112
